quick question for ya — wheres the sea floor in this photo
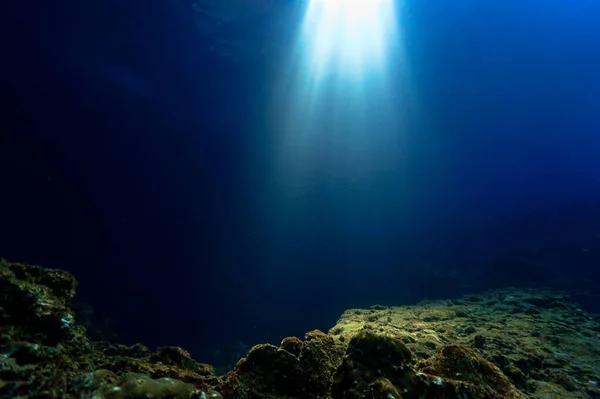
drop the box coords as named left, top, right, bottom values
left=1, top=258, right=599, bottom=398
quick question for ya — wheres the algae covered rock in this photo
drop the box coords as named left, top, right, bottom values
left=223, top=343, right=301, bottom=397
left=93, top=348, right=219, bottom=390
left=416, top=345, right=523, bottom=399
left=149, top=346, right=216, bottom=377
left=330, top=327, right=526, bottom=399
left=365, top=378, right=404, bottom=399
left=0, top=258, right=81, bottom=345
left=0, top=258, right=95, bottom=398
left=95, top=342, right=152, bottom=358
left=221, top=330, right=344, bottom=399
left=2, top=257, right=598, bottom=399
left=332, top=327, right=424, bottom=399
left=93, top=371, right=202, bottom=399
left=279, top=336, right=303, bottom=357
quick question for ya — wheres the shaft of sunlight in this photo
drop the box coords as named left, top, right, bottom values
left=260, top=0, right=414, bottom=273
left=302, top=0, right=398, bottom=80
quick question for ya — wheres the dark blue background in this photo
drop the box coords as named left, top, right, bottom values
left=2, top=0, right=600, bottom=365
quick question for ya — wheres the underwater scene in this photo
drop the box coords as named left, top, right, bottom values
left=2, top=0, right=600, bottom=398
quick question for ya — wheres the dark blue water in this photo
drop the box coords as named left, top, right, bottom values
left=1, top=0, right=600, bottom=368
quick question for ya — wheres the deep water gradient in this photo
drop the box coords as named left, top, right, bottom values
left=1, top=0, right=600, bottom=366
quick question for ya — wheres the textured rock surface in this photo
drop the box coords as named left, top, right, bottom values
left=329, top=290, right=600, bottom=398
left=92, top=371, right=202, bottom=399
left=0, top=258, right=96, bottom=398
left=1, top=257, right=599, bottom=399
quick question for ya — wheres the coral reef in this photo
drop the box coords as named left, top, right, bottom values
left=1, top=257, right=600, bottom=399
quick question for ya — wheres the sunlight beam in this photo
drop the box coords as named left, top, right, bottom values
left=302, top=0, right=397, bottom=79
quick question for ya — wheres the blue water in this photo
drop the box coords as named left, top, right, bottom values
left=1, top=0, right=600, bottom=367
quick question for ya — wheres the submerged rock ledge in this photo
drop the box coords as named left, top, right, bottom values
left=1, top=258, right=599, bottom=399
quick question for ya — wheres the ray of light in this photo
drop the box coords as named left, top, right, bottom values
left=301, top=0, right=398, bottom=80
left=265, top=0, right=410, bottom=194
left=258, top=0, right=414, bottom=272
